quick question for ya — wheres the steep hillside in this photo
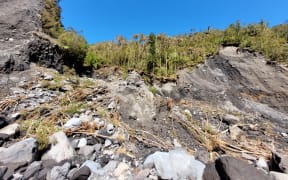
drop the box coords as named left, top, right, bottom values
left=0, top=0, right=63, bottom=73
left=176, top=47, right=288, bottom=128
left=0, top=47, right=288, bottom=179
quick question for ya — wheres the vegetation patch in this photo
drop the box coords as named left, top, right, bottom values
left=21, top=119, right=59, bottom=150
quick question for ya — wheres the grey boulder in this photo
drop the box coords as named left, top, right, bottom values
left=47, top=162, right=71, bottom=180
left=215, top=156, right=271, bottom=180
left=0, top=137, right=38, bottom=165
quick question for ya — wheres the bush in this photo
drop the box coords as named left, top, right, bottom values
left=84, top=50, right=99, bottom=68
left=58, top=30, right=88, bottom=67
left=41, top=0, right=64, bottom=38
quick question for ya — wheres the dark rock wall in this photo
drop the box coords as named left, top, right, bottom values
left=0, top=0, right=63, bottom=73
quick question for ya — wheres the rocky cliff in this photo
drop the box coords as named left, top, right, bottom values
left=0, top=0, right=62, bottom=73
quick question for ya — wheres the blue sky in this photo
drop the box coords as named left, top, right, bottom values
left=59, top=0, right=288, bottom=44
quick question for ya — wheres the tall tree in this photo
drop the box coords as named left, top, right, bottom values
left=147, top=33, right=156, bottom=74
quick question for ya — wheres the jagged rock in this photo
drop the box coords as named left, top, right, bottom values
left=42, top=131, right=75, bottom=163
left=0, top=133, right=9, bottom=146
left=47, top=162, right=71, bottom=180
left=271, top=152, right=288, bottom=173
left=222, top=114, right=240, bottom=125
left=270, top=171, right=288, bottom=180
left=0, top=123, right=19, bottom=137
left=70, top=166, right=91, bottom=180
left=144, top=149, right=205, bottom=180
left=203, top=163, right=220, bottom=180
left=0, top=116, right=8, bottom=129
left=176, top=48, right=288, bottom=128
left=0, top=137, right=38, bottom=165
left=215, top=156, right=271, bottom=180
left=23, top=161, right=42, bottom=179
left=0, top=166, right=8, bottom=179
left=0, top=0, right=63, bottom=73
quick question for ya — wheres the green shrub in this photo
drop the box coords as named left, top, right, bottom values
left=149, top=86, right=158, bottom=95
left=41, top=0, right=64, bottom=38
left=22, top=119, right=59, bottom=150
left=58, top=30, right=88, bottom=66
left=84, top=50, right=99, bottom=68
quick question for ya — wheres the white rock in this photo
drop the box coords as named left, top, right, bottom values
left=77, top=138, right=87, bottom=148
left=0, top=123, right=19, bottom=136
left=108, top=101, right=116, bottom=110
left=63, top=117, right=81, bottom=128
left=43, top=73, right=53, bottom=81
left=104, top=139, right=112, bottom=147
left=144, top=149, right=205, bottom=180
left=270, top=171, right=288, bottom=180
left=106, top=123, right=115, bottom=135
left=42, top=131, right=75, bottom=163
left=173, top=139, right=182, bottom=148
left=114, top=162, right=129, bottom=177
left=281, top=132, right=288, bottom=137
left=256, top=157, right=269, bottom=171
left=10, top=112, right=21, bottom=120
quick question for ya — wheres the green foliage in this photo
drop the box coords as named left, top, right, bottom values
left=58, top=30, right=88, bottom=66
left=64, top=102, right=87, bottom=115
left=147, top=33, right=157, bottom=73
left=41, top=0, right=64, bottom=38
left=22, top=119, right=59, bottom=150
left=86, top=20, right=287, bottom=77
left=272, top=24, right=288, bottom=41
left=84, top=50, right=99, bottom=68
left=223, top=23, right=241, bottom=46
left=149, top=86, right=158, bottom=95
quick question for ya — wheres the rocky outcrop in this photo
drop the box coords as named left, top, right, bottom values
left=176, top=47, right=288, bottom=129
left=0, top=0, right=63, bottom=73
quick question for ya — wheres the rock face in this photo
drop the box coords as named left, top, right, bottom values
left=176, top=47, right=288, bottom=129
left=0, top=0, right=63, bottom=73
left=0, top=138, right=38, bottom=165
left=214, top=156, right=271, bottom=180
